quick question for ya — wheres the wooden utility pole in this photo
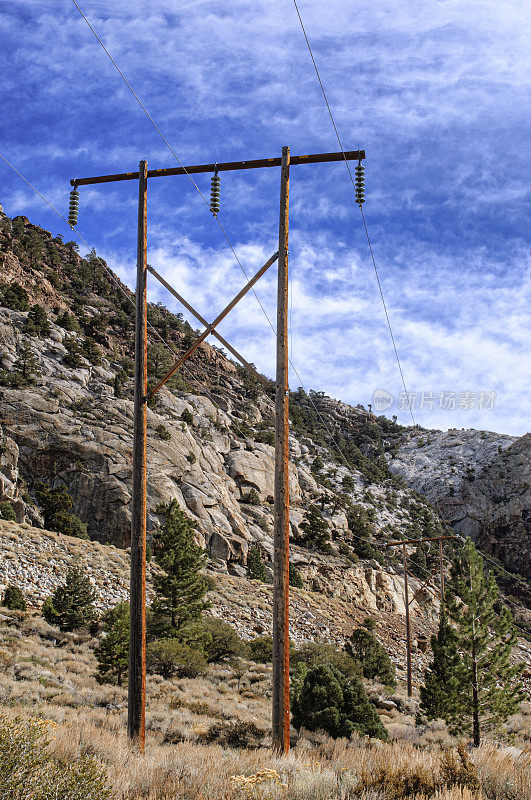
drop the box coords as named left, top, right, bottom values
left=439, top=537, right=445, bottom=605
left=402, top=543, right=413, bottom=697
left=128, top=160, right=148, bottom=750
left=272, top=146, right=291, bottom=755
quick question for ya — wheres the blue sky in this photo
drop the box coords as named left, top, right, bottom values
left=1, top=0, right=529, bottom=436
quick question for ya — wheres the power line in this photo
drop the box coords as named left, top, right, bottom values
left=453, top=531, right=531, bottom=597
left=291, top=0, right=415, bottom=426
left=11, top=6, right=422, bottom=514
left=0, top=144, right=375, bottom=494
left=2, top=160, right=524, bottom=646
left=2, top=151, right=526, bottom=649
left=69, top=2, right=379, bottom=479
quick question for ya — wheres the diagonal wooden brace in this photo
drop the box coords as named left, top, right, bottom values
left=146, top=266, right=269, bottom=388
left=146, top=251, right=279, bottom=400
left=409, top=566, right=441, bottom=605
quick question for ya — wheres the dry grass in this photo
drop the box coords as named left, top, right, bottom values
left=12, top=714, right=524, bottom=800
left=0, top=608, right=529, bottom=799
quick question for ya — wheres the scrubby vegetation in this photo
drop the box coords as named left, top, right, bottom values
left=0, top=712, right=112, bottom=799
left=0, top=216, right=529, bottom=798
left=0, top=568, right=528, bottom=799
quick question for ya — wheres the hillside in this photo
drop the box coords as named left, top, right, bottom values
left=1, top=599, right=529, bottom=798
left=0, top=207, right=529, bottom=636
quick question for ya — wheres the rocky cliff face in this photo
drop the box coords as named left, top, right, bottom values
left=390, top=429, right=530, bottom=579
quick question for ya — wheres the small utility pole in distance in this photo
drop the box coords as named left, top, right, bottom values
left=128, top=160, right=148, bottom=750
left=439, top=536, right=445, bottom=605
left=384, top=534, right=456, bottom=697
left=69, top=147, right=365, bottom=753
left=402, top=542, right=412, bottom=696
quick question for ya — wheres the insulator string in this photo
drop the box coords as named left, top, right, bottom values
left=68, top=186, right=79, bottom=226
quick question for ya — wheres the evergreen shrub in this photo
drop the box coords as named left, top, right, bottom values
left=2, top=586, right=26, bottom=611
left=291, top=664, right=387, bottom=740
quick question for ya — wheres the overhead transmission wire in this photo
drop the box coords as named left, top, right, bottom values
left=70, top=0, right=277, bottom=342
left=63, top=3, right=529, bottom=600
left=74, top=0, right=412, bottom=451
left=291, top=0, right=415, bottom=427
left=0, top=152, right=378, bottom=532
left=286, top=1, right=527, bottom=637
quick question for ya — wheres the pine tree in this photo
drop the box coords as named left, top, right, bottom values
left=35, top=482, right=87, bottom=539
left=148, top=343, right=183, bottom=392
left=95, top=602, right=129, bottom=686
left=421, top=538, right=525, bottom=745
left=56, top=311, right=81, bottom=332
left=2, top=585, right=27, bottom=611
left=42, top=566, right=96, bottom=631
left=299, top=504, right=331, bottom=552
left=0, top=500, right=17, bottom=521
left=409, top=544, right=427, bottom=578
left=0, top=281, right=29, bottom=311
left=0, top=340, right=40, bottom=389
left=289, top=562, right=304, bottom=588
left=246, top=546, right=268, bottom=582
left=419, top=609, right=465, bottom=730
left=24, top=304, right=50, bottom=337
left=15, top=340, right=40, bottom=383
left=345, top=625, right=396, bottom=687
left=150, top=501, right=209, bottom=644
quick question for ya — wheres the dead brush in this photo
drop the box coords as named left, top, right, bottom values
left=417, top=789, right=485, bottom=800
left=440, top=743, right=480, bottom=792
left=230, top=768, right=284, bottom=800
left=473, top=742, right=531, bottom=800
left=330, top=740, right=439, bottom=799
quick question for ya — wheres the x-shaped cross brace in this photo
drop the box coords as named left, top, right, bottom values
left=145, top=251, right=279, bottom=400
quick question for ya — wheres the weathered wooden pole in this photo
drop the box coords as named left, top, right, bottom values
left=272, top=145, right=290, bottom=754
left=403, top=543, right=413, bottom=697
left=128, top=159, right=148, bottom=750
left=439, top=537, right=445, bottom=605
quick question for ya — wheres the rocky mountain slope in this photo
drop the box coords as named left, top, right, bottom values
left=0, top=207, right=529, bottom=635
left=0, top=519, right=446, bottom=684
left=390, top=429, right=530, bottom=580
